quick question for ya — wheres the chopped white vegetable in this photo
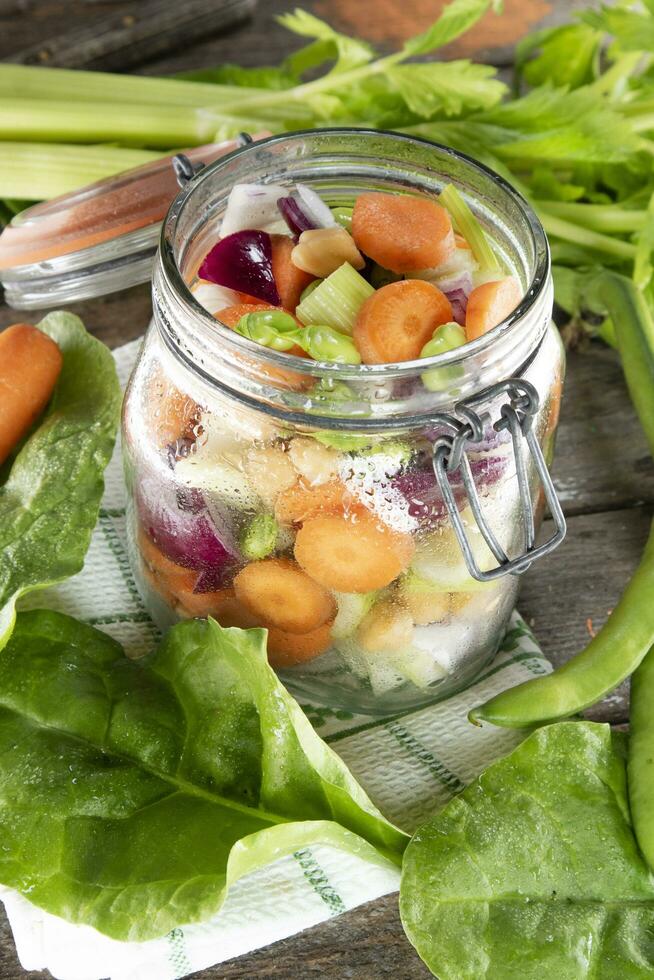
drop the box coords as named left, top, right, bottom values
left=295, top=183, right=337, bottom=228
left=220, top=182, right=289, bottom=238
left=191, top=279, right=239, bottom=315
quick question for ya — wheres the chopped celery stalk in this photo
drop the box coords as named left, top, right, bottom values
left=331, top=206, right=354, bottom=230
left=439, top=183, right=500, bottom=273
left=296, top=262, right=374, bottom=335
left=0, top=142, right=161, bottom=200
left=332, top=591, right=378, bottom=640
left=241, top=513, right=278, bottom=560
left=299, top=279, right=322, bottom=303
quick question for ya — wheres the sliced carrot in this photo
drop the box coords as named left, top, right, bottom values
left=271, top=234, right=316, bottom=310
left=353, top=279, right=453, bottom=364
left=233, top=557, right=336, bottom=633
left=275, top=478, right=365, bottom=526
left=0, top=323, right=63, bottom=466
left=294, top=513, right=415, bottom=593
left=454, top=232, right=471, bottom=250
left=236, top=293, right=263, bottom=306
left=176, top=587, right=261, bottom=626
left=352, top=193, right=455, bottom=273
left=266, top=620, right=333, bottom=668
left=465, top=276, right=522, bottom=341
left=138, top=528, right=199, bottom=596
left=147, top=366, right=202, bottom=449
left=216, top=302, right=280, bottom=329
left=215, top=302, right=308, bottom=360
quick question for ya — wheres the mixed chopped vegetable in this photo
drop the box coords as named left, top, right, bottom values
left=127, top=172, right=547, bottom=708
left=193, top=182, right=522, bottom=368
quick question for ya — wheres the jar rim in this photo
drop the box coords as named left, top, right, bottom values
left=158, top=128, right=550, bottom=384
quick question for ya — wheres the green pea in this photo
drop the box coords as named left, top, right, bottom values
left=302, top=325, right=362, bottom=364
left=419, top=321, right=467, bottom=392
left=234, top=310, right=298, bottom=351
left=331, top=206, right=354, bottom=231
left=299, top=279, right=322, bottom=303
left=240, top=513, right=278, bottom=560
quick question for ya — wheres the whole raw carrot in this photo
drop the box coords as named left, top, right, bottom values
left=0, top=323, right=62, bottom=465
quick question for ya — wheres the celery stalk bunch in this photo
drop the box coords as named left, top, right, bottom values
left=3, top=0, right=654, bottom=343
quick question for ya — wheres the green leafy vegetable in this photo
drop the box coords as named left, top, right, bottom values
left=0, top=312, right=121, bottom=648
left=401, top=0, right=501, bottom=56
left=0, top=611, right=406, bottom=940
left=400, top=722, right=654, bottom=980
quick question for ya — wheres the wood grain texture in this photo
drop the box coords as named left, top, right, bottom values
left=6, top=0, right=255, bottom=70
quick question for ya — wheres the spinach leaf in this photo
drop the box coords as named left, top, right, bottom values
left=0, top=312, right=120, bottom=647
left=400, top=722, right=654, bottom=979
left=0, top=611, right=406, bottom=941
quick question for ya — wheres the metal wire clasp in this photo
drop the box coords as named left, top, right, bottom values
left=172, top=133, right=254, bottom=189
left=432, top=379, right=566, bottom=582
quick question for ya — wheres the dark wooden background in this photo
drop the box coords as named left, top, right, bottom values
left=0, top=1, right=652, bottom=977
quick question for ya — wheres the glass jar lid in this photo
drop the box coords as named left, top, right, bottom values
left=0, top=136, right=253, bottom=309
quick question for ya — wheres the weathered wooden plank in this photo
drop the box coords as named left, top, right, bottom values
left=553, top=346, right=654, bottom=515
left=0, top=894, right=429, bottom=980
left=6, top=0, right=255, bottom=71
left=144, top=0, right=585, bottom=76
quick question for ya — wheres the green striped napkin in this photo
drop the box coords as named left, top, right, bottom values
left=4, top=339, right=550, bottom=980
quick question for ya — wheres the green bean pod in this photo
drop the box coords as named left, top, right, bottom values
left=471, top=519, right=654, bottom=728
left=628, top=643, right=654, bottom=871
left=471, top=270, right=654, bottom=729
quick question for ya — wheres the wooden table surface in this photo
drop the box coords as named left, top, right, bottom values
left=1, top=1, right=653, bottom=977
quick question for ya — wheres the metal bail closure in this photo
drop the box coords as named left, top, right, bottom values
left=431, top=379, right=566, bottom=582
left=172, top=133, right=254, bottom=189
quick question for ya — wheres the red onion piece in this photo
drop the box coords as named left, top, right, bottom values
left=295, top=183, right=337, bottom=227
left=444, top=287, right=469, bottom=326
left=393, top=454, right=508, bottom=528
left=137, top=479, right=241, bottom=589
left=199, top=229, right=280, bottom=306
left=278, top=183, right=336, bottom=237
left=278, top=196, right=317, bottom=237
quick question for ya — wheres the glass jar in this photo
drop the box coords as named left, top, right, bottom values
left=122, top=129, right=565, bottom=716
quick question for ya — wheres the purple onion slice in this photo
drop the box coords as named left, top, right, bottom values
left=199, top=229, right=280, bottom=306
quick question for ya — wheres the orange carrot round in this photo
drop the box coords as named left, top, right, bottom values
left=234, top=557, right=336, bottom=633
left=353, top=279, right=453, bottom=364
left=266, top=620, right=333, bottom=668
left=294, top=513, right=414, bottom=592
left=352, top=193, right=455, bottom=273
left=147, top=367, right=202, bottom=449
left=0, top=323, right=63, bottom=466
left=274, top=478, right=365, bottom=525
left=177, top=587, right=261, bottom=626
left=271, top=234, right=315, bottom=310
left=465, top=276, right=522, bottom=340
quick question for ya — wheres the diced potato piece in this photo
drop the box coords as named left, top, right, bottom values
left=357, top=597, right=414, bottom=653
left=244, top=444, right=297, bottom=507
left=287, top=437, right=340, bottom=486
